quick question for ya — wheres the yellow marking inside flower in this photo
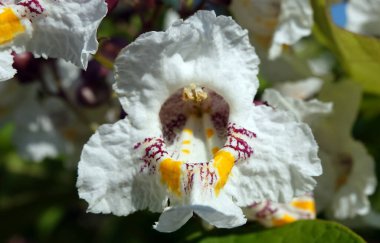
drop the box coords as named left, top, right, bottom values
left=181, top=149, right=190, bottom=154
left=206, top=128, right=214, bottom=138
left=183, top=128, right=193, bottom=135
left=160, top=158, right=182, bottom=196
left=0, top=8, right=25, bottom=45
left=272, top=214, right=296, bottom=227
left=213, top=150, right=235, bottom=195
left=212, top=147, right=220, bottom=156
left=182, top=140, right=191, bottom=145
left=291, top=200, right=316, bottom=213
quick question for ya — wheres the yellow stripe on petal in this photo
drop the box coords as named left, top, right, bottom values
left=212, top=147, right=220, bottom=156
left=182, top=140, right=191, bottom=145
left=181, top=149, right=190, bottom=154
left=206, top=128, right=214, bottom=138
left=291, top=200, right=316, bottom=213
left=183, top=128, right=193, bottom=135
left=160, top=158, right=182, bottom=196
left=272, top=214, right=296, bottom=227
left=213, top=150, right=235, bottom=195
left=0, top=8, right=25, bottom=45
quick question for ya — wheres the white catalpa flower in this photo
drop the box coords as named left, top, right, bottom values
left=230, top=0, right=313, bottom=59
left=0, top=0, right=107, bottom=82
left=263, top=81, right=377, bottom=219
left=77, top=11, right=322, bottom=233
left=346, top=0, right=380, bottom=37
left=244, top=194, right=316, bottom=227
left=312, top=81, right=377, bottom=219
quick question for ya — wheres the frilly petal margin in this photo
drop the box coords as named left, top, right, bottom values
left=0, top=51, right=16, bottom=82
left=346, top=0, right=380, bottom=36
left=269, top=0, right=313, bottom=59
left=224, top=104, right=322, bottom=206
left=262, top=89, right=332, bottom=123
left=26, top=0, right=107, bottom=69
left=154, top=192, right=246, bottom=233
left=154, top=207, right=193, bottom=233
left=77, top=119, right=167, bottom=216
left=114, top=10, right=260, bottom=130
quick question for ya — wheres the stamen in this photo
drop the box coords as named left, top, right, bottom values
left=182, top=83, right=208, bottom=104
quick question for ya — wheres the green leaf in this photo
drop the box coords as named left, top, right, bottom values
left=197, top=220, right=365, bottom=243
left=312, top=0, right=380, bottom=95
left=37, top=206, right=64, bottom=238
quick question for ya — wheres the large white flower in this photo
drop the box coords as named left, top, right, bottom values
left=230, top=0, right=313, bottom=59
left=263, top=80, right=377, bottom=219
left=0, top=0, right=107, bottom=82
left=77, top=11, right=321, bottom=233
left=346, top=0, right=380, bottom=37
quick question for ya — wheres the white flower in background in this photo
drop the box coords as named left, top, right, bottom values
left=0, top=0, right=107, bottom=82
left=77, top=11, right=321, bottom=232
left=312, top=81, right=377, bottom=219
left=230, top=0, right=313, bottom=59
left=346, top=0, right=380, bottom=37
left=273, top=77, right=324, bottom=100
left=244, top=194, right=316, bottom=227
left=263, top=80, right=377, bottom=220
left=12, top=95, right=70, bottom=162
left=163, top=8, right=180, bottom=30
left=6, top=59, right=119, bottom=164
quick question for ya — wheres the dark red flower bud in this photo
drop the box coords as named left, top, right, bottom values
left=12, top=52, right=41, bottom=83
left=106, top=0, right=119, bottom=13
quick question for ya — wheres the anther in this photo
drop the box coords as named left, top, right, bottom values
left=182, top=83, right=208, bottom=104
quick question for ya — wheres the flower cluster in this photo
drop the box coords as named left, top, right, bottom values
left=0, top=0, right=379, bottom=240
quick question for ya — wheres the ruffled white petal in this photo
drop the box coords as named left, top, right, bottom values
left=269, top=0, right=313, bottom=59
left=230, top=0, right=313, bottom=59
left=114, top=10, right=260, bottom=131
left=12, top=94, right=67, bottom=161
left=77, top=119, right=167, bottom=216
left=262, top=88, right=332, bottom=123
left=224, top=104, right=322, bottom=205
left=267, top=80, right=377, bottom=219
left=191, top=192, right=246, bottom=228
left=273, top=77, right=324, bottom=100
left=25, top=0, right=107, bottom=69
left=154, top=192, right=246, bottom=233
left=163, top=9, right=180, bottom=30
left=0, top=50, right=16, bottom=82
left=346, top=0, right=380, bottom=36
left=154, top=207, right=193, bottom=233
